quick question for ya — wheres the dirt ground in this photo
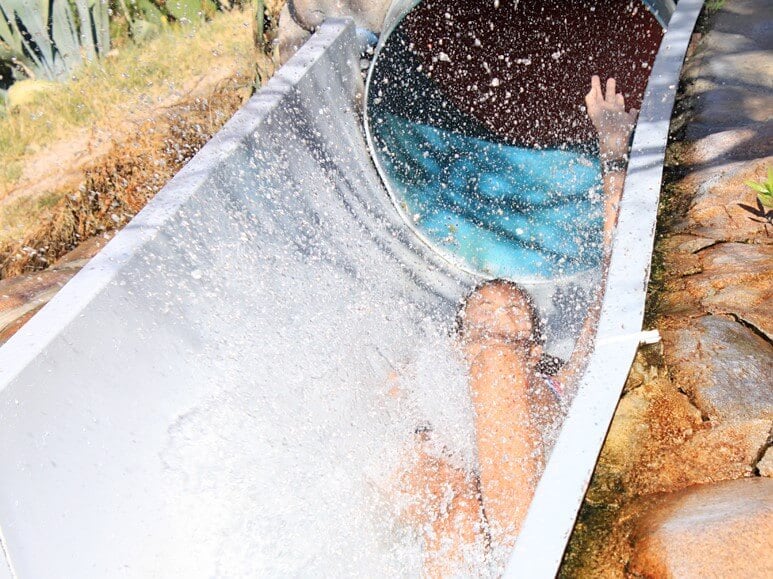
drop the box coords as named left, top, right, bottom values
left=0, top=80, right=252, bottom=278
left=0, top=6, right=283, bottom=281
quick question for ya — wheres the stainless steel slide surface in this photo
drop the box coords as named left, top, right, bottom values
left=0, top=21, right=477, bottom=577
left=0, top=0, right=704, bottom=575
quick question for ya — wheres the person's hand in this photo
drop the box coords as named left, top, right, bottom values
left=585, top=75, right=638, bottom=160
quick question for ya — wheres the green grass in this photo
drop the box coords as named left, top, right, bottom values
left=0, top=8, right=256, bottom=195
left=0, top=161, right=22, bottom=187
left=705, top=0, right=727, bottom=12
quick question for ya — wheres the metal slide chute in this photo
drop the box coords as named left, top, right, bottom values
left=0, top=1, right=704, bottom=576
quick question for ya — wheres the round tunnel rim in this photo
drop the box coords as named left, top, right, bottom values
left=361, top=0, right=599, bottom=287
left=362, top=0, right=664, bottom=287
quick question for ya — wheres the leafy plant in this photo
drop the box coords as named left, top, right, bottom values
left=744, top=167, right=773, bottom=208
left=705, top=0, right=727, bottom=13
left=117, top=0, right=218, bottom=39
left=0, top=0, right=110, bottom=82
left=740, top=166, right=773, bottom=225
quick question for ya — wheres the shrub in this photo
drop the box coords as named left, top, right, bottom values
left=0, top=0, right=110, bottom=83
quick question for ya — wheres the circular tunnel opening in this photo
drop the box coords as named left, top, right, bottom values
left=365, top=0, right=665, bottom=281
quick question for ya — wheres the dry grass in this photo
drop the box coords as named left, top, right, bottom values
left=0, top=9, right=257, bottom=196
left=0, top=192, right=62, bottom=243
left=0, top=2, right=289, bottom=280
left=0, top=79, right=251, bottom=278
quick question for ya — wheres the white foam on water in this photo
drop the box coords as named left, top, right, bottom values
left=140, top=193, right=484, bottom=575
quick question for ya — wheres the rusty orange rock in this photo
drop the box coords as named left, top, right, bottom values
left=636, top=419, right=771, bottom=495
left=663, top=315, right=773, bottom=423
left=661, top=242, right=772, bottom=338
left=629, top=477, right=773, bottom=578
left=675, top=156, right=773, bottom=243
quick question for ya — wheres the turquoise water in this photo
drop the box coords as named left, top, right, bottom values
left=374, top=113, right=604, bottom=279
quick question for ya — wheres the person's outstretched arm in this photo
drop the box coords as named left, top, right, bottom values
left=586, top=75, right=638, bottom=245
left=558, top=76, right=638, bottom=385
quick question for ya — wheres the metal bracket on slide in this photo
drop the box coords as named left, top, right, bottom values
left=596, top=329, right=662, bottom=347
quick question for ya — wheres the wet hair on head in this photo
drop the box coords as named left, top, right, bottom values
left=454, top=278, right=544, bottom=346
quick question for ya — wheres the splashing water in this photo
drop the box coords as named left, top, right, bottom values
left=372, top=111, right=604, bottom=279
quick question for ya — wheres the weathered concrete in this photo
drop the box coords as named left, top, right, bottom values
left=629, top=478, right=773, bottom=579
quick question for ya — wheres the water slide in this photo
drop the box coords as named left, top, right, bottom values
left=0, top=1, right=703, bottom=576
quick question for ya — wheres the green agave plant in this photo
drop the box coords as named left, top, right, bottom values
left=0, top=0, right=110, bottom=83
left=161, top=0, right=218, bottom=22
left=118, top=0, right=218, bottom=33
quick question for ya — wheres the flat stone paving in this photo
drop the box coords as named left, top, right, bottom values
left=657, top=0, right=772, bottom=449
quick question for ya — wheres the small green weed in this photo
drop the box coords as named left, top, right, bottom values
left=705, top=0, right=727, bottom=12
left=740, top=166, right=773, bottom=225
left=744, top=166, right=773, bottom=208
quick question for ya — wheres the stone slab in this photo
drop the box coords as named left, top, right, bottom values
left=640, top=419, right=771, bottom=494
left=664, top=315, right=773, bottom=423
left=629, top=477, right=773, bottom=578
left=682, top=0, right=773, bottom=142
left=661, top=243, right=773, bottom=339
left=675, top=156, right=773, bottom=243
